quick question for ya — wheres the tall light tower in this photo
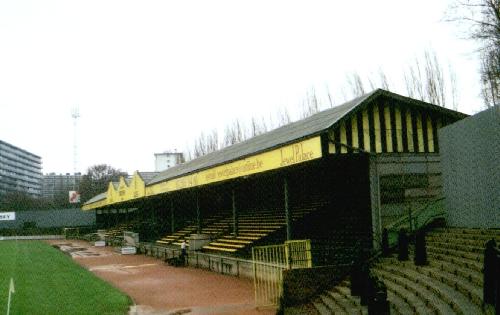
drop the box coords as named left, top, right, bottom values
left=71, top=107, right=80, bottom=191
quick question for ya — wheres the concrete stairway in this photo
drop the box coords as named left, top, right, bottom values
left=308, top=227, right=499, bottom=314
left=311, top=280, right=367, bottom=315
left=202, top=205, right=321, bottom=253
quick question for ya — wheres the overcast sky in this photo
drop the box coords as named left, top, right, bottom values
left=0, top=0, right=485, bottom=175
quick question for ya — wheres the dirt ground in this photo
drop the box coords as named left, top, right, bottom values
left=47, top=240, right=276, bottom=315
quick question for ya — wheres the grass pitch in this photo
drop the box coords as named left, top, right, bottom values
left=0, top=241, right=132, bottom=315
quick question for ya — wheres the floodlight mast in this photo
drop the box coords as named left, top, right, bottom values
left=71, top=107, right=80, bottom=192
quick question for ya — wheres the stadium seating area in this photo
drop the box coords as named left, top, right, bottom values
left=103, top=220, right=140, bottom=245
left=310, top=227, right=500, bottom=315
left=155, top=202, right=327, bottom=254
left=155, top=213, right=230, bottom=247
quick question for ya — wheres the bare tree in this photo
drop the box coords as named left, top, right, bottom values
left=448, top=0, right=500, bottom=107
left=403, top=50, right=453, bottom=107
left=448, top=64, right=460, bottom=110
left=299, top=87, right=321, bottom=119
left=250, top=116, right=268, bottom=137
left=192, top=129, right=220, bottom=158
left=224, top=119, right=247, bottom=147
left=275, top=107, right=292, bottom=127
left=378, top=68, right=391, bottom=90
left=346, top=72, right=366, bottom=97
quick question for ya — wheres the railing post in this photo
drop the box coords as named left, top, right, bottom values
left=414, top=229, right=428, bottom=266
left=381, top=228, right=389, bottom=257
left=284, top=178, right=291, bottom=241
left=170, top=199, right=175, bottom=234
left=484, top=239, right=497, bottom=305
left=232, top=189, right=238, bottom=237
left=496, top=249, right=500, bottom=315
left=398, top=228, right=409, bottom=261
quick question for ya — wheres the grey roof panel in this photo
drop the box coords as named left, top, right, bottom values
left=137, top=172, right=159, bottom=183
left=85, top=192, right=106, bottom=204
left=148, top=90, right=376, bottom=185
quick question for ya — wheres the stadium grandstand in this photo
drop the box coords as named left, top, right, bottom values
left=81, top=89, right=500, bottom=313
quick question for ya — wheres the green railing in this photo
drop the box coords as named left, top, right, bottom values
left=386, top=197, right=446, bottom=247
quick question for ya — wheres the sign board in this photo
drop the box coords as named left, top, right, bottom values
left=94, top=241, right=106, bottom=247
left=69, top=191, right=81, bottom=203
left=147, top=136, right=323, bottom=196
left=120, top=246, right=137, bottom=255
left=0, top=212, right=15, bottom=221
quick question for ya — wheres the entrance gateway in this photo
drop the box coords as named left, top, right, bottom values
left=252, top=239, right=312, bottom=307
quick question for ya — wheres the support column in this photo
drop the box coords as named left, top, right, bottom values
left=232, top=189, right=238, bottom=237
left=170, top=199, right=175, bottom=234
left=196, top=193, right=202, bottom=234
left=369, top=155, right=382, bottom=251
left=284, top=177, right=291, bottom=240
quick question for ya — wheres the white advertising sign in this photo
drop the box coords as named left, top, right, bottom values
left=0, top=212, right=15, bottom=221
left=69, top=191, right=81, bottom=204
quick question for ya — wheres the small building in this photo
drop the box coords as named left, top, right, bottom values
left=0, top=140, right=42, bottom=197
left=154, top=152, right=184, bottom=172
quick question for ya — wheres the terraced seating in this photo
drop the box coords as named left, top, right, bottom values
left=312, top=280, right=367, bottom=314
left=104, top=222, right=133, bottom=238
left=155, top=213, right=230, bottom=247
left=103, top=221, right=141, bottom=245
left=202, top=205, right=322, bottom=253
left=308, top=227, right=500, bottom=314
left=156, top=223, right=197, bottom=246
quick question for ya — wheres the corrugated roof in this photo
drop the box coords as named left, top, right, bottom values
left=137, top=171, right=159, bottom=183
left=85, top=192, right=106, bottom=204
left=148, top=91, right=377, bottom=185
left=148, top=89, right=467, bottom=186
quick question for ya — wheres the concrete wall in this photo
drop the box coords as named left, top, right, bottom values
left=0, top=208, right=95, bottom=229
left=440, top=106, right=500, bottom=228
left=282, top=264, right=351, bottom=306
left=140, top=244, right=255, bottom=278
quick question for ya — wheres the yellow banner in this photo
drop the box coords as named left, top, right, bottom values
left=146, top=136, right=322, bottom=196
left=83, top=136, right=322, bottom=210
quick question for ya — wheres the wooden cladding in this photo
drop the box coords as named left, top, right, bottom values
left=328, top=102, right=442, bottom=154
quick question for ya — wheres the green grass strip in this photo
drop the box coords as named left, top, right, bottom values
left=0, top=241, right=132, bottom=315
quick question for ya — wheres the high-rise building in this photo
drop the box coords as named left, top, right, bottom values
left=0, top=140, right=42, bottom=197
left=154, top=152, right=184, bottom=172
left=41, top=172, right=82, bottom=199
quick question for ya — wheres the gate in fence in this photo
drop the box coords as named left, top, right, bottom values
left=252, top=239, right=312, bottom=307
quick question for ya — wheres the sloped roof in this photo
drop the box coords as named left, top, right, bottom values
left=84, top=89, right=467, bottom=207
left=85, top=192, right=106, bottom=204
left=148, top=91, right=379, bottom=185
left=137, top=172, right=159, bottom=183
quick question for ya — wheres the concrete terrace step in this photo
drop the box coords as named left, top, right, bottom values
left=378, top=263, right=483, bottom=315
left=427, top=245, right=483, bottom=263
left=426, top=240, right=486, bottom=254
left=207, top=242, right=245, bottom=248
left=428, top=231, right=500, bottom=243
left=322, top=290, right=366, bottom=315
left=217, top=238, right=252, bottom=244
left=394, top=260, right=483, bottom=308
left=374, top=268, right=438, bottom=314
left=432, top=228, right=500, bottom=237
left=374, top=268, right=446, bottom=314
left=427, top=251, right=483, bottom=273
left=202, top=246, right=237, bottom=252
left=426, top=235, right=492, bottom=248
left=312, top=300, right=332, bottom=315
left=385, top=288, right=414, bottom=315
left=429, top=260, right=483, bottom=287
